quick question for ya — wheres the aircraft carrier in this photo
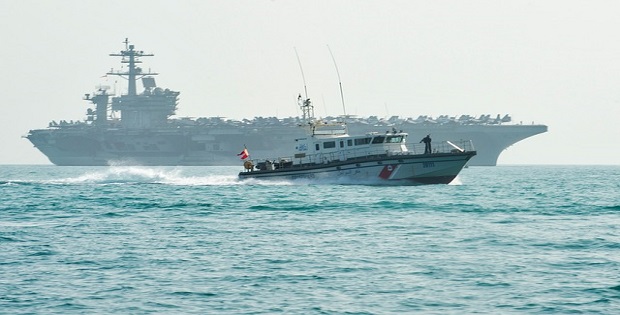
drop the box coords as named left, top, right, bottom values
left=25, top=40, right=547, bottom=166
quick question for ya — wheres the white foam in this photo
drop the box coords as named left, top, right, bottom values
left=44, top=166, right=296, bottom=186
left=18, top=166, right=456, bottom=187
left=52, top=166, right=181, bottom=184
left=448, top=175, right=463, bottom=185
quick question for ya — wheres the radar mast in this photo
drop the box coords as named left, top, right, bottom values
left=106, top=38, right=158, bottom=96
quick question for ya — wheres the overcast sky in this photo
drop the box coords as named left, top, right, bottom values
left=1, top=0, right=619, bottom=165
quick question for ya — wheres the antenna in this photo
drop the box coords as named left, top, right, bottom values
left=294, top=47, right=308, bottom=100
left=294, top=47, right=314, bottom=123
left=327, top=45, right=347, bottom=118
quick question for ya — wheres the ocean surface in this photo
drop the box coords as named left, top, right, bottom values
left=1, top=165, right=619, bottom=314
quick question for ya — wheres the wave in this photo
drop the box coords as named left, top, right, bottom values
left=3, top=166, right=297, bottom=187
left=0, top=180, right=38, bottom=187
left=1, top=166, right=464, bottom=187
left=55, top=167, right=184, bottom=185
left=2, top=167, right=231, bottom=186
left=449, top=175, right=462, bottom=185
left=604, top=205, right=620, bottom=211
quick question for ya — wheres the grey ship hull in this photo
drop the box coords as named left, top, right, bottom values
left=25, top=41, right=548, bottom=166
left=27, top=122, right=547, bottom=166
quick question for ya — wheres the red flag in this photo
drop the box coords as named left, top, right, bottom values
left=237, top=148, right=249, bottom=160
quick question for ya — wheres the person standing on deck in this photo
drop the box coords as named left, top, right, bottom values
left=420, top=134, right=432, bottom=154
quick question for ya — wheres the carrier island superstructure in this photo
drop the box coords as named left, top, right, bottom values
left=25, top=40, right=547, bottom=166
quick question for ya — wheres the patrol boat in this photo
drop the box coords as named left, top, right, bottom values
left=238, top=96, right=476, bottom=185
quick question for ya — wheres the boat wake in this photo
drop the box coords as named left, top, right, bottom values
left=1, top=166, right=464, bottom=187
left=449, top=176, right=463, bottom=185
left=50, top=167, right=247, bottom=186
left=12, top=167, right=295, bottom=186
left=48, top=167, right=381, bottom=186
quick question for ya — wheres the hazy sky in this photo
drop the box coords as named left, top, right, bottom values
left=1, top=0, right=619, bottom=165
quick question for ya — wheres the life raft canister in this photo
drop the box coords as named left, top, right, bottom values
left=244, top=160, right=254, bottom=170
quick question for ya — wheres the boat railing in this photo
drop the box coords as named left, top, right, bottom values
left=405, top=139, right=475, bottom=155
left=246, top=140, right=475, bottom=171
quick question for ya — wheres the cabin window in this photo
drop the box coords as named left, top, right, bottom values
left=354, top=137, right=371, bottom=146
left=340, top=141, right=344, bottom=148
left=315, top=144, right=320, bottom=151
left=323, top=141, right=336, bottom=149
left=371, top=136, right=385, bottom=144
left=386, top=135, right=403, bottom=143
left=347, top=139, right=353, bottom=146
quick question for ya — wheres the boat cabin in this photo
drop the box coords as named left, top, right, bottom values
left=250, top=96, right=411, bottom=171
left=291, top=129, right=409, bottom=165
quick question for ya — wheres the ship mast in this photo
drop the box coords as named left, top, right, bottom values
left=107, top=38, right=158, bottom=96
left=294, top=48, right=347, bottom=137
left=298, top=94, right=314, bottom=122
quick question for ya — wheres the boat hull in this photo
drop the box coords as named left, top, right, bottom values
left=238, top=151, right=476, bottom=185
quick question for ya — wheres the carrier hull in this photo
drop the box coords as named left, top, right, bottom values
left=24, top=40, right=547, bottom=166
left=27, top=123, right=545, bottom=166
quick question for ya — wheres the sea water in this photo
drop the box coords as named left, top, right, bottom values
left=1, top=165, right=619, bottom=314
